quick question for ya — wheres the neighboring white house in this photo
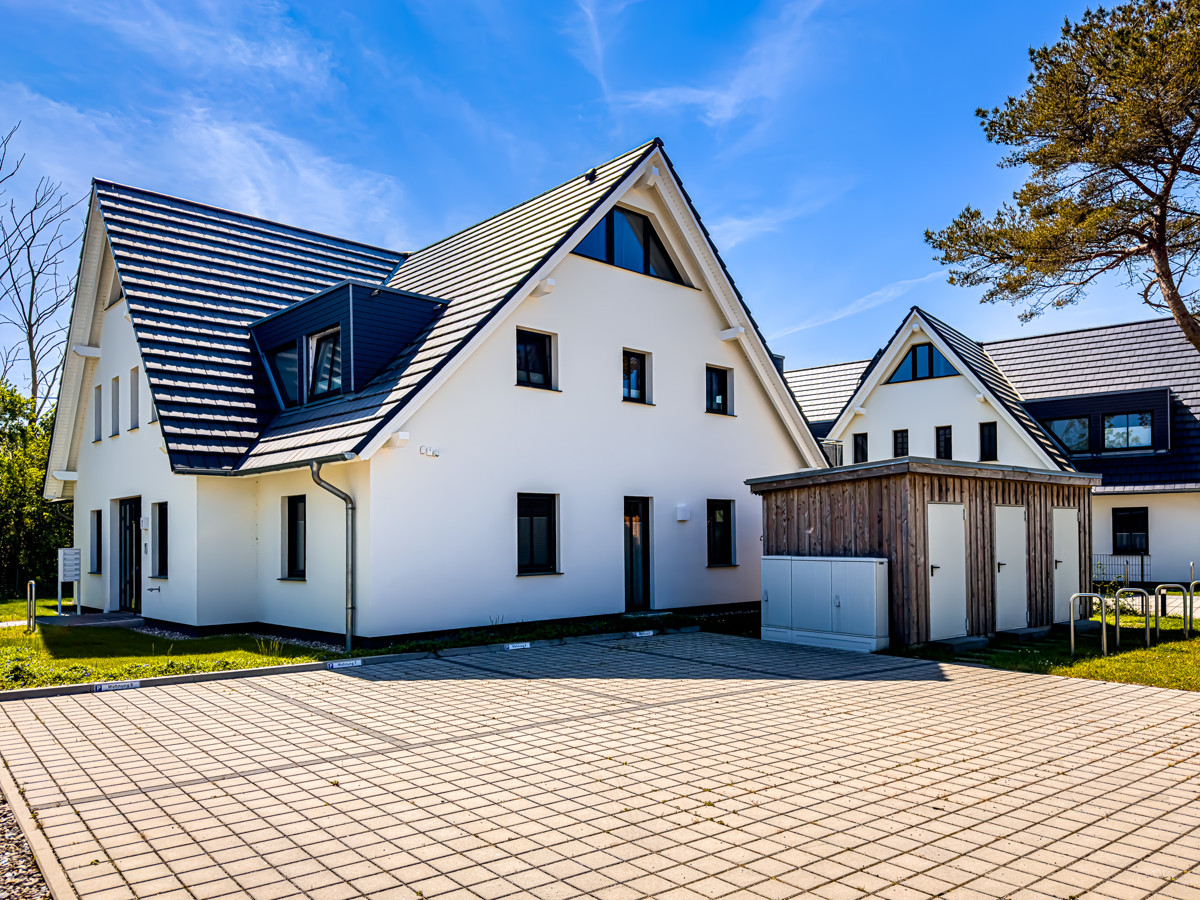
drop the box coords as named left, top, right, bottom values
left=44, top=139, right=828, bottom=641
left=787, top=307, right=1200, bottom=586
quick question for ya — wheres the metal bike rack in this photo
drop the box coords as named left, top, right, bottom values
left=1069, top=593, right=1104, bottom=657
left=1116, top=588, right=1150, bottom=649
left=25, top=580, right=35, bottom=634
left=1155, top=584, right=1187, bottom=643
left=1188, top=580, right=1198, bottom=639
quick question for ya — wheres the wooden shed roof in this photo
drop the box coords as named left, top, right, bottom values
left=746, top=456, right=1102, bottom=493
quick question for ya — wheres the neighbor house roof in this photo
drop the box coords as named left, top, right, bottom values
left=784, top=360, right=870, bottom=437
left=93, top=181, right=405, bottom=471
left=983, top=318, right=1200, bottom=492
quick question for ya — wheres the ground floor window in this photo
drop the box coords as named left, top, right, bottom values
left=707, top=499, right=735, bottom=566
left=151, top=502, right=168, bottom=577
left=1112, top=507, right=1148, bottom=555
left=517, top=493, right=557, bottom=574
left=90, top=510, right=102, bottom=573
left=285, top=495, right=306, bottom=579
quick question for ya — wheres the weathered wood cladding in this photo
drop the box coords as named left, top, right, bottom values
left=750, top=459, right=1095, bottom=645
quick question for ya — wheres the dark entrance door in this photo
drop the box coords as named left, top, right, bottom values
left=118, top=497, right=142, bottom=613
left=624, top=497, right=651, bottom=612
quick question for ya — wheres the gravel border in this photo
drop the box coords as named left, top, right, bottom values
left=0, top=794, right=49, bottom=900
left=131, top=626, right=341, bottom=652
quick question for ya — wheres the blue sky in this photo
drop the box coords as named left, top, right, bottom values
left=0, top=0, right=1152, bottom=370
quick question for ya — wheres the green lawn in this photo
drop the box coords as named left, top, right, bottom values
left=0, top=626, right=325, bottom=691
left=896, top=613, right=1200, bottom=692
left=0, top=596, right=76, bottom=623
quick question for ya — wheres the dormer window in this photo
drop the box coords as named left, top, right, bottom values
left=268, top=341, right=301, bottom=408
left=886, top=342, right=957, bottom=383
left=308, top=328, right=342, bottom=400
left=573, top=207, right=683, bottom=284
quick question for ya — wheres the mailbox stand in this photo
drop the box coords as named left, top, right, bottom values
left=57, top=547, right=82, bottom=617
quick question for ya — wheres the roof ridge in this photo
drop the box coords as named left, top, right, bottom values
left=982, top=314, right=1180, bottom=347
left=92, top=179, right=407, bottom=258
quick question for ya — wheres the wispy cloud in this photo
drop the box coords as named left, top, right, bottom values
left=709, top=178, right=853, bottom=249
left=621, top=0, right=824, bottom=126
left=770, top=271, right=942, bottom=338
left=564, top=0, right=644, bottom=111
left=0, top=84, right=412, bottom=250
left=51, top=0, right=336, bottom=92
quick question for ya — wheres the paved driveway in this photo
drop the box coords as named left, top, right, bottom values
left=1, top=633, right=1199, bottom=900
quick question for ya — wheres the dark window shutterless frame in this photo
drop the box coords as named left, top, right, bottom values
left=285, top=495, right=306, bottom=579
left=979, top=422, right=998, bottom=461
left=516, top=330, right=553, bottom=389
left=706, top=366, right=730, bottom=414
left=517, top=493, right=557, bottom=574
left=1112, top=507, right=1148, bottom=554
left=706, top=499, right=735, bottom=566
left=893, top=429, right=908, bottom=458
left=623, top=350, right=648, bottom=402
left=853, top=433, right=868, bottom=464
left=936, top=426, right=953, bottom=460
left=572, top=208, right=683, bottom=284
left=308, top=329, right=342, bottom=400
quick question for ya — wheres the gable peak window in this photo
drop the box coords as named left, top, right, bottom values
left=886, top=342, right=958, bottom=384
left=572, top=207, right=683, bottom=284
left=308, top=328, right=342, bottom=400
left=516, top=329, right=554, bottom=389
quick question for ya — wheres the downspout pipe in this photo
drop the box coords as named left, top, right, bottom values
left=310, top=459, right=356, bottom=652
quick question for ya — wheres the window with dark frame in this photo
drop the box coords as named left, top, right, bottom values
left=706, top=366, right=729, bottom=414
left=936, top=425, right=953, bottom=460
left=110, top=376, right=120, bottom=436
left=516, top=329, right=553, bottom=389
left=1103, top=412, right=1152, bottom=450
left=517, top=493, right=557, bottom=575
left=623, top=350, right=647, bottom=403
left=885, top=343, right=957, bottom=384
left=979, top=422, right=998, bottom=461
left=151, top=502, right=168, bottom=578
left=285, top=495, right=306, bottom=579
left=90, top=509, right=102, bottom=574
left=853, top=433, right=868, bottom=464
left=1046, top=416, right=1089, bottom=453
left=571, top=207, right=683, bottom=284
left=893, top=429, right=909, bottom=458
left=93, top=384, right=102, bottom=442
left=308, top=329, right=342, bottom=400
left=268, top=341, right=301, bottom=408
left=706, top=499, right=735, bottom=566
left=129, top=367, right=140, bottom=429
left=1112, top=507, right=1148, bottom=555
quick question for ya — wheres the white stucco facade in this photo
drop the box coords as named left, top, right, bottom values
left=1091, top=492, right=1200, bottom=585
left=61, top=165, right=819, bottom=638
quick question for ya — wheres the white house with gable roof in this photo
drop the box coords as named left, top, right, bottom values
left=44, top=139, right=827, bottom=643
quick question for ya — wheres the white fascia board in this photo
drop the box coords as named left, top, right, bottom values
left=827, top=310, right=1059, bottom=469
left=44, top=194, right=106, bottom=500
left=357, top=156, right=656, bottom=461
left=641, top=153, right=827, bottom=468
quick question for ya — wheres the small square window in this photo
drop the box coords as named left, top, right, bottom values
left=706, top=366, right=730, bottom=414
left=517, top=493, right=557, bottom=574
left=284, top=495, right=306, bottom=579
left=979, top=422, right=998, bottom=462
left=853, top=433, right=868, bottom=464
left=936, top=426, right=953, bottom=460
left=1112, top=507, right=1148, bottom=554
left=893, top=429, right=909, bottom=458
left=517, top=329, right=554, bottom=390
left=706, top=500, right=735, bottom=566
left=623, top=350, right=648, bottom=403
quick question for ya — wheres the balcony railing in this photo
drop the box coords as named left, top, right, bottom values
left=1093, top=553, right=1151, bottom=585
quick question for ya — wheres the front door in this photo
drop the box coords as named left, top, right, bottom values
left=994, top=505, right=1028, bottom=631
left=927, top=503, right=967, bottom=640
left=1052, top=508, right=1081, bottom=622
left=118, top=497, right=142, bottom=613
left=624, top=497, right=651, bottom=612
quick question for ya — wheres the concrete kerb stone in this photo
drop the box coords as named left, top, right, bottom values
left=0, top=625, right=700, bottom=702
left=0, top=756, right=80, bottom=900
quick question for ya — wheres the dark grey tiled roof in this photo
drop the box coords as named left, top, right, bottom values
left=984, top=318, right=1200, bottom=491
left=94, top=181, right=404, bottom=471
left=784, top=360, right=869, bottom=436
left=918, top=309, right=1075, bottom=472
left=238, top=139, right=659, bottom=470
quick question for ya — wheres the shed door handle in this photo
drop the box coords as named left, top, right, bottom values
left=997, top=562, right=1006, bottom=572
left=1054, top=559, right=1062, bottom=569
left=930, top=565, right=940, bottom=576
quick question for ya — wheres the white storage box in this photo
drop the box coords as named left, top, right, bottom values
left=761, top=555, right=889, bottom=652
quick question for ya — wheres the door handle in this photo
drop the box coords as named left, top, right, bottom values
left=930, top=565, right=940, bottom=576
left=997, top=562, right=1006, bottom=572
left=1054, top=559, right=1062, bottom=569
